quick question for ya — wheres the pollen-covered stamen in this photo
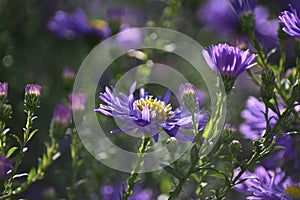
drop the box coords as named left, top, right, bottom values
left=133, top=96, right=173, bottom=120
left=285, top=185, right=300, bottom=198
left=89, top=19, right=108, bottom=30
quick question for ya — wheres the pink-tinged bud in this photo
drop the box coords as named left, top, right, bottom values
left=50, top=104, right=71, bottom=139
left=69, top=93, right=86, bottom=111
left=24, top=84, right=41, bottom=111
left=25, top=84, right=41, bottom=97
left=0, top=82, right=8, bottom=98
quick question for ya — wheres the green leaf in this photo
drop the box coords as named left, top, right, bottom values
left=209, top=173, right=226, bottom=179
left=75, top=179, right=87, bottom=188
left=161, top=165, right=180, bottom=179
left=6, top=147, right=18, bottom=158
left=27, top=168, right=36, bottom=182
left=273, top=145, right=285, bottom=150
left=28, top=129, right=38, bottom=141
left=190, top=145, right=198, bottom=163
left=11, top=134, right=22, bottom=145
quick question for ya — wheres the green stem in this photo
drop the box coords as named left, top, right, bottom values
left=0, top=121, right=6, bottom=154
left=121, top=136, right=151, bottom=200
left=246, top=69, right=260, bottom=86
left=4, top=111, right=34, bottom=193
left=248, top=31, right=268, bottom=69
left=0, top=137, right=58, bottom=200
left=68, top=128, right=81, bottom=200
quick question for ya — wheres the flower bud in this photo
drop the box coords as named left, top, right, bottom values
left=220, top=124, right=237, bottom=144
left=179, top=83, right=206, bottom=113
left=0, top=82, right=8, bottom=103
left=0, top=104, right=12, bottom=123
left=229, top=140, right=242, bottom=156
left=260, top=69, right=275, bottom=101
left=68, top=93, right=86, bottom=111
left=24, top=84, right=41, bottom=111
left=63, top=67, right=76, bottom=94
left=240, top=14, right=255, bottom=34
left=50, top=104, right=71, bottom=140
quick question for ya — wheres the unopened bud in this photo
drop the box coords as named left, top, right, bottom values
left=24, top=84, right=41, bottom=111
left=260, top=70, right=275, bottom=101
left=0, top=82, right=8, bottom=103
left=229, top=140, right=242, bottom=156
left=63, top=67, right=76, bottom=94
left=0, top=104, right=12, bottom=122
left=221, top=124, right=237, bottom=144
left=50, top=104, right=71, bottom=139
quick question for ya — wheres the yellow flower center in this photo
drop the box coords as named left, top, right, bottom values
left=285, top=185, right=300, bottom=198
left=89, top=19, right=107, bottom=30
left=133, top=96, right=173, bottom=121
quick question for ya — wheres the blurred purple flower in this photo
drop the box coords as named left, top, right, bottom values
left=25, top=84, right=41, bottom=97
left=101, top=183, right=153, bottom=200
left=197, top=1, right=278, bottom=52
left=0, top=82, right=8, bottom=99
left=0, top=155, right=11, bottom=179
left=279, top=5, right=300, bottom=38
left=240, top=96, right=278, bottom=140
left=69, top=93, right=86, bottom=111
left=230, top=0, right=257, bottom=17
left=202, top=43, right=257, bottom=78
left=63, top=67, right=76, bottom=79
left=52, top=104, right=71, bottom=126
left=234, top=166, right=300, bottom=199
left=116, top=24, right=142, bottom=49
left=254, top=7, right=279, bottom=52
left=197, top=0, right=239, bottom=36
left=240, top=96, right=300, bottom=169
left=95, top=82, right=208, bottom=142
left=106, top=8, right=126, bottom=21
left=48, top=9, right=111, bottom=40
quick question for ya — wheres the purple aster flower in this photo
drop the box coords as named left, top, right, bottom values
left=95, top=82, right=208, bottom=142
left=279, top=5, right=300, bottom=38
left=0, top=155, right=11, bottom=179
left=68, top=93, right=86, bottom=111
left=202, top=44, right=257, bottom=77
left=52, top=104, right=71, bottom=126
left=230, top=0, right=257, bottom=17
left=0, top=82, right=8, bottom=98
left=48, top=9, right=111, bottom=40
left=234, top=166, right=300, bottom=199
left=240, top=96, right=300, bottom=169
left=25, top=84, right=41, bottom=97
left=100, top=183, right=153, bottom=200
left=202, top=44, right=257, bottom=92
